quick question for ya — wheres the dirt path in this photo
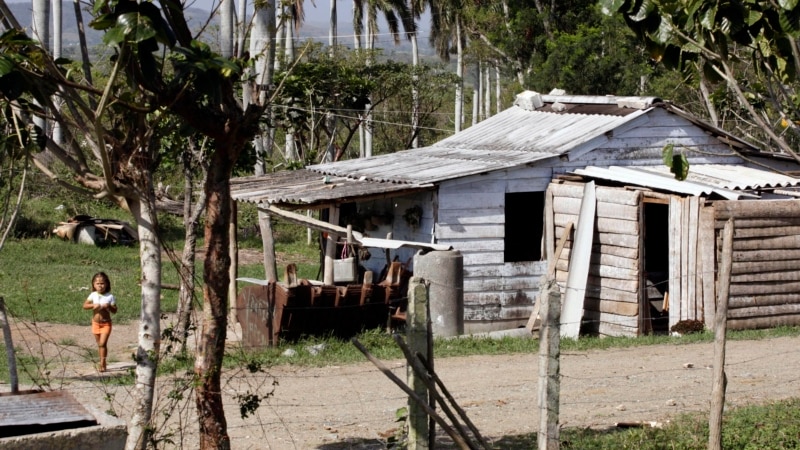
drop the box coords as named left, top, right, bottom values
left=4, top=317, right=800, bottom=449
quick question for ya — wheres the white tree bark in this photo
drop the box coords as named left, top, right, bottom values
left=484, top=63, right=491, bottom=118
left=411, top=32, right=420, bottom=148
left=454, top=17, right=463, bottom=133
left=32, top=0, right=49, bottom=136
left=220, top=0, right=234, bottom=58
left=329, top=0, right=337, bottom=51
left=473, top=62, right=480, bottom=125
left=52, top=0, right=62, bottom=144
left=126, top=192, right=162, bottom=450
left=249, top=0, right=277, bottom=175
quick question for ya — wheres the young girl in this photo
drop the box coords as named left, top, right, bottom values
left=83, top=272, right=118, bottom=372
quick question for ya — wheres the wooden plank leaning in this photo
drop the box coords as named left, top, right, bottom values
left=526, top=222, right=575, bottom=332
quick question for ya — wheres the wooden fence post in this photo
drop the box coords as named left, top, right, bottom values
left=407, top=277, right=432, bottom=450
left=538, top=280, right=561, bottom=450
left=0, top=297, right=18, bottom=393
left=709, top=218, right=734, bottom=450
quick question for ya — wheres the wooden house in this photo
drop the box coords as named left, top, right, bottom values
left=231, top=91, right=800, bottom=336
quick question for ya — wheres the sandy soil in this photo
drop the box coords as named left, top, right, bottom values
left=4, top=315, right=800, bottom=449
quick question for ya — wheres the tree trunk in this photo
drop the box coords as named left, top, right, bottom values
left=126, top=185, right=162, bottom=450
left=454, top=16, right=463, bottom=133
left=51, top=0, right=62, bottom=144
left=329, top=0, right=336, bottom=52
left=411, top=32, right=420, bottom=148
left=220, top=0, right=234, bottom=58
left=195, top=149, right=235, bottom=450
left=32, top=0, right=49, bottom=135
left=176, top=149, right=205, bottom=354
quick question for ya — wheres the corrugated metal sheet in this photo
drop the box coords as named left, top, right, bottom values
left=572, top=165, right=800, bottom=199
left=0, top=390, right=97, bottom=435
left=230, top=168, right=433, bottom=207
left=310, top=106, right=649, bottom=184
left=230, top=92, right=767, bottom=206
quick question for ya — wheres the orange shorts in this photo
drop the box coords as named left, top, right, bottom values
left=92, top=321, right=112, bottom=335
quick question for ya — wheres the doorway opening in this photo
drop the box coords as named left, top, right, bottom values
left=643, top=201, right=670, bottom=334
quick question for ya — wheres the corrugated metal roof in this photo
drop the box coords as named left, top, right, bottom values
left=230, top=92, right=766, bottom=206
left=571, top=165, right=800, bottom=199
left=310, top=102, right=651, bottom=184
left=230, top=168, right=433, bottom=207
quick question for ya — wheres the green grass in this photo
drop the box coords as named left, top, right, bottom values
left=481, top=398, right=800, bottom=449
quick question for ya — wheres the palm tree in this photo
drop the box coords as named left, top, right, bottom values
left=351, top=0, right=413, bottom=156
left=429, top=0, right=466, bottom=132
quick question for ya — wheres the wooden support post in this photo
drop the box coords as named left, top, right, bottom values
left=258, top=208, right=278, bottom=282
left=0, top=297, right=18, bottom=393
left=538, top=280, right=561, bottom=450
left=407, top=277, right=431, bottom=450
left=323, top=206, right=340, bottom=285
left=709, top=218, right=734, bottom=450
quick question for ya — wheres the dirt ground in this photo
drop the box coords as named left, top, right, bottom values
left=5, top=315, right=800, bottom=449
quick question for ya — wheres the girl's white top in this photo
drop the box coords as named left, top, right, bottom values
left=89, top=291, right=116, bottom=306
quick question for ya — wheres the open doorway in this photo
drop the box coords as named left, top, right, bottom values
left=643, top=200, right=670, bottom=334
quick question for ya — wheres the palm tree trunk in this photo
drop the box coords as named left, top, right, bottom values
left=454, top=16, right=463, bottom=132
left=411, top=32, right=420, bottom=148
left=220, top=0, right=234, bottom=58
left=32, top=0, right=49, bottom=136
left=472, top=62, right=479, bottom=125
left=495, top=62, right=501, bottom=112
left=52, top=0, right=62, bottom=144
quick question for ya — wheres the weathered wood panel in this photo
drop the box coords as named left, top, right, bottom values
left=461, top=251, right=505, bottom=265
left=733, top=248, right=800, bottom=262
left=729, top=293, right=800, bottom=309
left=596, top=321, right=638, bottom=337
left=464, top=275, right=540, bottom=292
left=584, top=284, right=638, bottom=303
left=438, top=208, right=505, bottom=225
left=555, top=260, right=638, bottom=281
left=728, top=314, right=800, bottom=330
left=438, top=192, right=503, bottom=210
left=731, top=259, right=800, bottom=274
left=714, top=217, right=800, bottom=229
left=714, top=200, right=800, bottom=220
left=442, top=238, right=505, bottom=252
left=560, top=249, right=639, bottom=271
left=731, top=270, right=800, bottom=283
left=554, top=214, right=639, bottom=235
left=464, top=291, right=540, bottom=306
left=729, top=281, right=800, bottom=296
left=464, top=304, right=531, bottom=321
left=700, top=206, right=716, bottom=328
left=584, top=297, right=639, bottom=316
left=733, top=235, right=800, bottom=250
left=553, top=197, right=639, bottom=218
left=437, top=224, right=504, bottom=239
left=463, top=262, right=546, bottom=278
left=732, top=226, right=800, bottom=239
left=728, top=303, right=800, bottom=318
left=586, top=275, right=638, bottom=293
left=668, top=196, right=682, bottom=327
left=583, top=309, right=639, bottom=327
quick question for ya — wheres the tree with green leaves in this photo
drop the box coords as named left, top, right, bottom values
left=1, top=0, right=271, bottom=446
left=602, top=0, right=800, bottom=160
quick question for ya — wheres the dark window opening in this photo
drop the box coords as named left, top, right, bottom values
left=505, top=192, right=545, bottom=262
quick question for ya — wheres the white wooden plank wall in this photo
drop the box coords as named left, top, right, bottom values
left=714, top=200, right=800, bottom=330
left=550, top=182, right=642, bottom=336
left=437, top=169, right=551, bottom=328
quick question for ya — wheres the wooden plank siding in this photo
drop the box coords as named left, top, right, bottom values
left=436, top=167, right=553, bottom=332
left=550, top=181, right=643, bottom=337
left=713, top=199, right=800, bottom=330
